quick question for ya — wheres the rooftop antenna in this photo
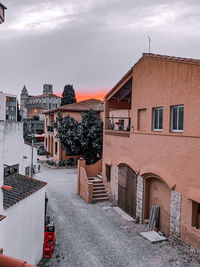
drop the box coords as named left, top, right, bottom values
left=148, top=36, right=151, bottom=53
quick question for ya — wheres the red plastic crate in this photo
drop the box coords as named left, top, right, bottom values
left=44, top=231, right=56, bottom=242
left=43, top=241, right=55, bottom=258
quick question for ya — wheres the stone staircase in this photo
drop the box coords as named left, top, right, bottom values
left=88, top=172, right=109, bottom=202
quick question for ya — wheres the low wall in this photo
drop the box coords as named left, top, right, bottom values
left=85, top=159, right=102, bottom=178
left=77, top=159, right=100, bottom=203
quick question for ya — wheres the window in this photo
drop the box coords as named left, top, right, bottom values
left=137, top=109, right=147, bottom=131
left=25, top=167, right=30, bottom=176
left=153, top=107, right=163, bottom=131
left=192, top=201, right=200, bottom=229
left=55, top=142, right=58, bottom=155
left=106, top=164, right=111, bottom=182
left=171, top=105, right=184, bottom=132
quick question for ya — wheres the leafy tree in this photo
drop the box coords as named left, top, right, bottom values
left=17, top=101, right=21, bottom=121
left=78, top=109, right=103, bottom=164
left=54, top=113, right=81, bottom=155
left=54, top=109, right=103, bottom=164
left=61, top=84, right=76, bottom=106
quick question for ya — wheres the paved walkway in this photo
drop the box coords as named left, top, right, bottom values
left=37, top=165, right=200, bottom=267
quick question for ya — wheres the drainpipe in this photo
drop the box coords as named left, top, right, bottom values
left=30, top=133, right=34, bottom=177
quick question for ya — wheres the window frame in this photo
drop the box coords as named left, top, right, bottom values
left=152, top=107, right=163, bottom=132
left=105, top=164, right=111, bottom=182
left=171, top=105, right=184, bottom=132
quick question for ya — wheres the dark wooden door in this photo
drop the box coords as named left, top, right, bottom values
left=118, top=165, right=137, bottom=218
left=126, top=167, right=136, bottom=218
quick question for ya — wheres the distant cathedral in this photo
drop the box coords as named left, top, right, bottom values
left=20, top=84, right=61, bottom=119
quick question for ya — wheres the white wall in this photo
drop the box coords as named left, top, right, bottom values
left=0, top=93, right=6, bottom=121
left=23, top=143, right=38, bottom=176
left=2, top=187, right=45, bottom=265
left=0, top=92, right=17, bottom=121
left=2, top=122, right=38, bottom=176
left=3, top=122, right=24, bottom=174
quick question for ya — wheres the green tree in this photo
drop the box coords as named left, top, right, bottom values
left=61, top=84, right=76, bottom=106
left=17, top=101, right=21, bottom=121
left=79, top=109, right=103, bottom=164
left=54, top=113, right=81, bottom=155
left=54, top=109, right=103, bottom=164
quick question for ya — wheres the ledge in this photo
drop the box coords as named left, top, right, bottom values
left=105, top=130, right=130, bottom=137
left=0, top=215, right=6, bottom=221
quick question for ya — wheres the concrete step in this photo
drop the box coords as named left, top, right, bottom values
left=92, top=180, right=103, bottom=184
left=93, top=196, right=109, bottom=202
left=93, top=193, right=107, bottom=198
left=93, top=190, right=107, bottom=194
left=93, top=186, right=105, bottom=190
left=96, top=174, right=102, bottom=180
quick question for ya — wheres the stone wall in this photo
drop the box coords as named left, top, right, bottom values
left=136, top=175, right=144, bottom=224
left=170, top=190, right=181, bottom=238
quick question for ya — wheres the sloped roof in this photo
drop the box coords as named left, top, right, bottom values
left=105, top=53, right=200, bottom=100
left=0, top=3, right=7, bottom=9
left=44, top=99, right=104, bottom=114
left=3, top=174, right=47, bottom=209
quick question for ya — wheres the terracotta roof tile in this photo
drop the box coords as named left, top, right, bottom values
left=142, top=53, right=200, bottom=65
left=44, top=99, right=104, bottom=114
left=2, top=174, right=47, bottom=209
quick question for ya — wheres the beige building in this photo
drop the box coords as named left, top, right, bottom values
left=102, top=53, right=200, bottom=253
left=44, top=99, right=104, bottom=164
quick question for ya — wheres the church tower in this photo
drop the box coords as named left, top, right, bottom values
left=43, top=84, right=53, bottom=95
left=20, top=85, right=29, bottom=108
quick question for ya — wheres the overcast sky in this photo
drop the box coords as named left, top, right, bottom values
left=1, top=0, right=200, bottom=99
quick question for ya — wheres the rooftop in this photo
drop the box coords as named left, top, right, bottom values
left=2, top=174, right=47, bottom=209
left=105, top=52, right=200, bottom=99
left=44, top=98, right=104, bottom=114
left=29, top=93, right=61, bottom=99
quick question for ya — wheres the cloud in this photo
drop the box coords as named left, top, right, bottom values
left=2, top=0, right=100, bottom=36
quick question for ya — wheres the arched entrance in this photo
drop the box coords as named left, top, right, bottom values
left=118, top=164, right=137, bottom=218
left=143, top=174, right=171, bottom=235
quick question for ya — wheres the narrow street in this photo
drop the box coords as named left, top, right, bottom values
left=37, top=165, right=199, bottom=267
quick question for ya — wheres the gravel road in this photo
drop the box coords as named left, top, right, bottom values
left=37, top=165, right=200, bottom=267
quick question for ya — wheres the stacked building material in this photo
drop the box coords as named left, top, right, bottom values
left=149, top=205, right=160, bottom=231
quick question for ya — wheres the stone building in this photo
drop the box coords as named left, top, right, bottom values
left=20, top=84, right=61, bottom=120
left=101, top=53, right=200, bottom=253
left=20, top=84, right=61, bottom=142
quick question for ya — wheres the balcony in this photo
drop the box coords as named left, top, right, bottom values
left=105, top=117, right=131, bottom=137
left=47, top=126, right=53, bottom=132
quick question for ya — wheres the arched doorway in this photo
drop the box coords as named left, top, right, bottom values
left=118, top=164, right=137, bottom=218
left=143, top=174, right=171, bottom=235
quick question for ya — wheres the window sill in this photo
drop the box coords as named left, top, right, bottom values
left=152, top=129, right=163, bottom=132
left=171, top=130, right=183, bottom=133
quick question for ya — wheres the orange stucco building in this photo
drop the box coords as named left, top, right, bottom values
left=44, top=99, right=104, bottom=164
left=103, top=53, right=200, bottom=252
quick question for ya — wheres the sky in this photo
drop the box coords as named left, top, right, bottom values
left=1, top=0, right=200, bottom=101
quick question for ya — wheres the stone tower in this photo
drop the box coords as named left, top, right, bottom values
left=20, top=85, right=29, bottom=108
left=43, top=84, right=53, bottom=95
